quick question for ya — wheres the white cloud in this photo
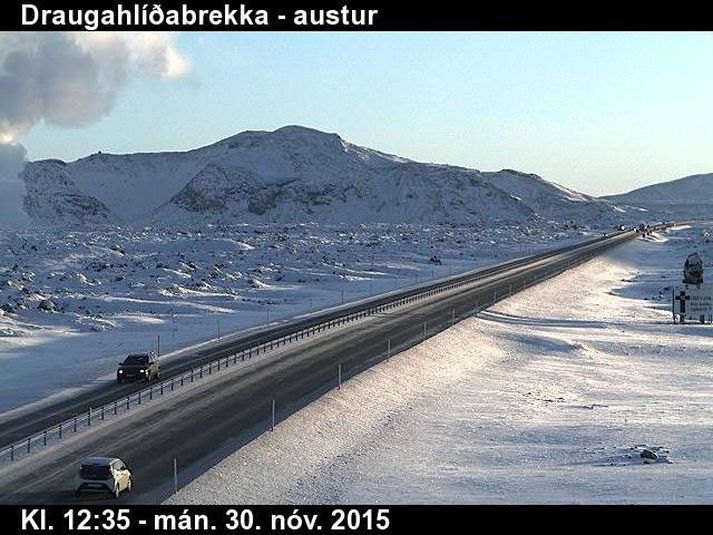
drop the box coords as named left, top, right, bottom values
left=0, top=32, right=190, bottom=141
left=0, top=32, right=189, bottom=228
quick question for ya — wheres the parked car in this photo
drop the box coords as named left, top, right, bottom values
left=74, top=457, right=132, bottom=499
left=117, top=353, right=160, bottom=383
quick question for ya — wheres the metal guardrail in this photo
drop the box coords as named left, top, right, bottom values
left=0, top=226, right=659, bottom=465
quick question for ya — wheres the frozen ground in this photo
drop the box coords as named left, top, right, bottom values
left=0, top=223, right=587, bottom=416
left=168, top=225, right=713, bottom=504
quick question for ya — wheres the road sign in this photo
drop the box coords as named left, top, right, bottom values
left=673, top=284, right=713, bottom=323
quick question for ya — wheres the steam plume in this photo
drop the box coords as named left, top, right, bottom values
left=0, top=32, right=189, bottom=227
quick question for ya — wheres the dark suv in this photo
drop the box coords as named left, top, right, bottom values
left=117, top=353, right=160, bottom=383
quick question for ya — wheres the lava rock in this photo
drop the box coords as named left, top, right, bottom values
left=640, top=449, right=659, bottom=461
left=37, top=299, right=62, bottom=313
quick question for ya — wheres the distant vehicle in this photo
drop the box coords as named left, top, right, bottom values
left=74, top=457, right=132, bottom=499
left=618, top=224, right=626, bottom=231
left=638, top=223, right=648, bottom=232
left=117, top=353, right=160, bottom=383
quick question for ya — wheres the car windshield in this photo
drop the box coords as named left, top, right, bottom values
left=123, top=355, right=148, bottom=365
left=80, top=464, right=112, bottom=479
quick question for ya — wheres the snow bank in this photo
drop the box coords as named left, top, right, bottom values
left=168, top=226, right=713, bottom=504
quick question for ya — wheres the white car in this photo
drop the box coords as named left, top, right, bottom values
left=74, top=457, right=132, bottom=499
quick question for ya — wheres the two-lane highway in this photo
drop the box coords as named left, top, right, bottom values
left=0, top=229, right=652, bottom=503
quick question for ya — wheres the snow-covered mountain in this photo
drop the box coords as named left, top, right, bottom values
left=22, top=125, right=628, bottom=227
left=604, top=173, right=713, bottom=220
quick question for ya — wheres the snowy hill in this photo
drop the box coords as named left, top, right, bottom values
left=22, top=125, right=629, bottom=227
left=604, top=173, right=713, bottom=220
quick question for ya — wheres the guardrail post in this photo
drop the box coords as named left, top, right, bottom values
left=26, top=437, right=30, bottom=453
left=138, top=391, right=142, bottom=405
left=160, top=382, right=164, bottom=395
left=114, top=401, right=118, bottom=415
left=423, top=322, right=427, bottom=341
left=43, top=430, right=47, bottom=446
left=101, top=406, right=105, bottom=421
left=338, top=364, right=342, bottom=390
left=451, top=308, right=455, bottom=326
left=200, top=367, right=203, bottom=379
left=271, top=399, right=276, bottom=431
left=126, top=396, right=130, bottom=410
left=191, top=368, right=195, bottom=382
left=73, top=417, right=77, bottom=432
left=208, top=363, right=212, bottom=376
left=58, top=424, right=62, bottom=440
left=87, top=407, right=91, bottom=426
left=173, top=457, right=178, bottom=495
left=149, top=387, right=153, bottom=401
left=387, top=337, right=391, bottom=360
left=10, top=444, right=14, bottom=461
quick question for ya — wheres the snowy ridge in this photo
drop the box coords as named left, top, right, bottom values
left=22, top=160, right=112, bottom=225
left=604, top=172, right=713, bottom=220
left=606, top=173, right=713, bottom=205
left=21, top=126, right=631, bottom=227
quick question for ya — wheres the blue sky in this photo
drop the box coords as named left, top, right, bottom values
left=18, top=32, right=713, bottom=196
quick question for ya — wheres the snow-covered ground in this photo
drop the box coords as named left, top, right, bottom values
left=0, top=223, right=587, bottom=416
left=168, top=225, right=713, bottom=504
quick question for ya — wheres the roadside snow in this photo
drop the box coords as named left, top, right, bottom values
left=0, top=223, right=585, bottom=416
left=168, top=226, right=713, bottom=504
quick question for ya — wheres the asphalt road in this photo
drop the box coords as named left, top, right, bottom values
left=0, top=230, right=632, bottom=447
left=0, top=230, right=640, bottom=504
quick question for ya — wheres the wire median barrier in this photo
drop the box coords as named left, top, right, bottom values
left=0, top=311, right=383, bottom=466
left=0, top=228, right=648, bottom=466
left=0, top=293, right=449, bottom=466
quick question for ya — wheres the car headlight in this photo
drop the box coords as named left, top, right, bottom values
left=118, top=369, right=124, bottom=374
left=139, top=369, right=145, bottom=373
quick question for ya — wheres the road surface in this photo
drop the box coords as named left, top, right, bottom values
left=0, top=230, right=644, bottom=504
